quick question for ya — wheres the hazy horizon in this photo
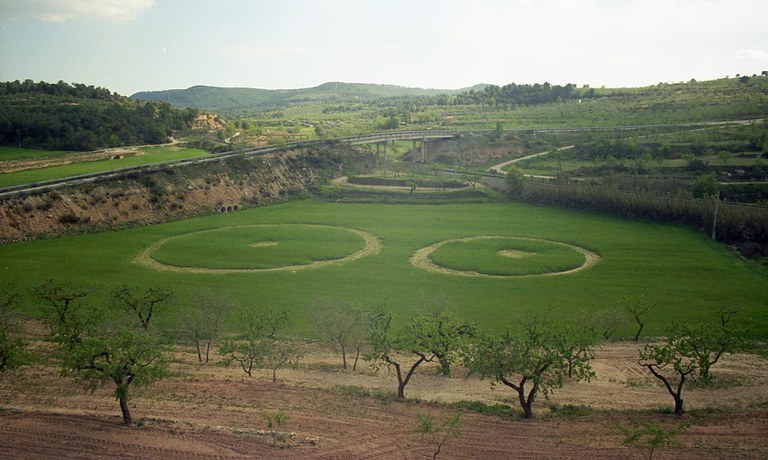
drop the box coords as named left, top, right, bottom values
left=2, top=0, right=767, bottom=96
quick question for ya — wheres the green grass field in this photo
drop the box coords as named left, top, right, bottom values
left=0, top=146, right=74, bottom=161
left=427, top=237, right=587, bottom=276
left=0, top=146, right=209, bottom=187
left=1, top=199, right=766, bottom=338
left=150, top=224, right=367, bottom=270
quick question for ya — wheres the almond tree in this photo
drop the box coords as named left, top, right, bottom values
left=34, top=279, right=95, bottom=344
left=219, top=307, right=289, bottom=377
left=63, top=321, right=167, bottom=424
left=38, top=280, right=168, bottom=425
left=466, top=321, right=595, bottom=419
left=365, top=311, right=434, bottom=398
left=111, top=285, right=174, bottom=330
left=415, top=412, right=462, bottom=460
left=640, top=318, right=748, bottom=415
left=625, top=297, right=655, bottom=341
left=310, top=298, right=367, bottom=370
left=262, top=340, right=304, bottom=383
left=185, top=287, right=235, bottom=363
left=365, top=309, right=474, bottom=398
left=0, top=286, right=30, bottom=374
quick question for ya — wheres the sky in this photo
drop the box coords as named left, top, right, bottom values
left=1, top=0, right=767, bottom=96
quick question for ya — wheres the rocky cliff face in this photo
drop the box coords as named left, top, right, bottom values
left=0, top=143, right=367, bottom=243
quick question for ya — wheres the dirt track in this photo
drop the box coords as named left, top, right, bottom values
left=1, top=341, right=767, bottom=459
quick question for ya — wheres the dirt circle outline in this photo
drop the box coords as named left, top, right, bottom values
left=410, top=236, right=600, bottom=278
left=134, top=224, right=381, bottom=274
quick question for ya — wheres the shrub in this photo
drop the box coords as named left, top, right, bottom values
left=58, top=213, right=80, bottom=224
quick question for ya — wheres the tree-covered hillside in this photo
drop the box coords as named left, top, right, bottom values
left=131, top=81, right=487, bottom=114
left=0, top=80, right=199, bottom=151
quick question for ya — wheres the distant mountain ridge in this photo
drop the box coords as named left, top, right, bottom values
left=131, top=82, right=488, bottom=113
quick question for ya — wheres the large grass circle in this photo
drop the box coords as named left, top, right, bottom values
left=134, top=224, right=380, bottom=273
left=411, top=236, right=599, bottom=278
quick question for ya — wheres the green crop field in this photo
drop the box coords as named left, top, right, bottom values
left=425, top=237, right=589, bottom=276
left=2, top=199, right=766, bottom=338
left=0, top=147, right=75, bottom=161
left=148, top=224, right=369, bottom=270
left=0, top=146, right=209, bottom=187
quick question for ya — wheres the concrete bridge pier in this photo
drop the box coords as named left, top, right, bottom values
left=411, top=138, right=427, bottom=163
left=375, top=140, right=389, bottom=160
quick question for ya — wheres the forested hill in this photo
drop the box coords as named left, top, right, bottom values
left=0, top=80, right=199, bottom=151
left=131, top=82, right=487, bottom=112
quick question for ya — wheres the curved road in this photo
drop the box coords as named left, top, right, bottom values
left=488, top=145, right=575, bottom=175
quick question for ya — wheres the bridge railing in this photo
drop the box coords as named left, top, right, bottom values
left=340, top=130, right=462, bottom=144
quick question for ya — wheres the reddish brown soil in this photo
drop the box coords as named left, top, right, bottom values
left=1, top=342, right=767, bottom=459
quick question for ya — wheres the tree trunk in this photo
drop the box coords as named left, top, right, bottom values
left=393, top=361, right=406, bottom=398
left=194, top=338, right=202, bottom=363
left=643, top=363, right=687, bottom=416
left=205, top=339, right=212, bottom=363
left=397, top=381, right=406, bottom=398
left=352, top=346, right=361, bottom=372
left=399, top=355, right=427, bottom=398
left=518, top=386, right=535, bottom=419
left=272, top=368, right=277, bottom=383
left=340, top=342, right=347, bottom=370
left=436, top=353, right=451, bottom=376
left=634, top=322, right=644, bottom=341
left=119, top=394, right=132, bottom=425
left=521, top=400, right=533, bottom=419
left=674, top=395, right=684, bottom=416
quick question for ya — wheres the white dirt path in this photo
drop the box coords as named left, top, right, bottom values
left=489, top=144, right=575, bottom=174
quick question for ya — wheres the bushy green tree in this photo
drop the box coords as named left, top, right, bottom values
left=37, top=280, right=168, bottom=425
left=638, top=316, right=746, bottom=415
left=691, top=173, right=718, bottom=198
left=465, top=320, right=595, bottom=418
left=503, top=165, right=525, bottom=197
left=365, top=309, right=474, bottom=398
left=63, top=321, right=168, bottom=425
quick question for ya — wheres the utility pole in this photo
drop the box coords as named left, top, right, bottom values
left=711, top=191, right=721, bottom=240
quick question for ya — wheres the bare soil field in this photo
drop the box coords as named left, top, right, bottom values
left=1, top=340, right=767, bottom=459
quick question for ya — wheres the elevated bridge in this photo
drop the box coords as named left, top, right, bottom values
left=342, top=130, right=460, bottom=145
left=341, top=129, right=461, bottom=161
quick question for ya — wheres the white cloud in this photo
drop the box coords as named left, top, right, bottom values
left=2, top=0, right=155, bottom=22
